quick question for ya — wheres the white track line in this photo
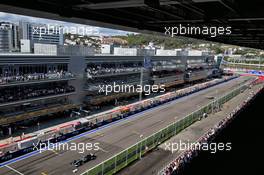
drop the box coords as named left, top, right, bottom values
left=5, top=165, right=24, bottom=175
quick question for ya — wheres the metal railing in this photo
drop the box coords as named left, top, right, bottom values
left=81, top=81, right=250, bottom=175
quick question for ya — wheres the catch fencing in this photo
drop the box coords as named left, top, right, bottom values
left=81, top=82, right=249, bottom=175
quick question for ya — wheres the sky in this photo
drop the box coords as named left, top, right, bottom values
left=0, top=12, right=134, bottom=36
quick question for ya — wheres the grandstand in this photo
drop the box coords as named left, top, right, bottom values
left=0, top=54, right=218, bottom=138
left=0, top=56, right=77, bottom=136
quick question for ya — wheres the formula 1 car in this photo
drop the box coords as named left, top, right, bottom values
left=71, top=153, right=97, bottom=167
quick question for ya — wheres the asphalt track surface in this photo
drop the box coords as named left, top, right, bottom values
left=0, top=77, right=250, bottom=175
left=117, top=82, right=263, bottom=175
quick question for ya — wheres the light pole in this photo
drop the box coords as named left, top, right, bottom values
left=139, top=134, right=143, bottom=159
left=211, top=100, right=215, bottom=114
left=139, top=67, right=144, bottom=101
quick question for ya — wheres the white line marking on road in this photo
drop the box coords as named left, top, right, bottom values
left=95, top=132, right=104, bottom=137
left=49, top=149, right=59, bottom=155
left=5, top=165, right=24, bottom=175
left=100, top=148, right=109, bottom=153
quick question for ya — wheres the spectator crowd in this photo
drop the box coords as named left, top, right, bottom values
left=152, top=61, right=183, bottom=71
left=86, top=63, right=142, bottom=78
left=160, top=80, right=263, bottom=175
left=0, top=71, right=74, bottom=85
left=0, top=84, right=75, bottom=104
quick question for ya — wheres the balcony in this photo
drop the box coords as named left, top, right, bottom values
left=0, top=72, right=75, bottom=87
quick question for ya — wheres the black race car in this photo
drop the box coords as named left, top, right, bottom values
left=71, top=153, right=97, bottom=167
left=82, top=153, right=97, bottom=163
left=71, top=159, right=83, bottom=167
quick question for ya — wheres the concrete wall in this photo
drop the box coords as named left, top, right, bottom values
left=68, top=56, right=86, bottom=105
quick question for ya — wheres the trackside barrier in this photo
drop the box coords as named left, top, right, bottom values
left=158, top=78, right=262, bottom=175
left=81, top=81, right=250, bottom=175
left=0, top=76, right=239, bottom=164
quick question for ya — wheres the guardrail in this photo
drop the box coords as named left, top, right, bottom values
left=81, top=81, right=250, bottom=175
left=158, top=80, right=264, bottom=175
left=0, top=76, right=238, bottom=164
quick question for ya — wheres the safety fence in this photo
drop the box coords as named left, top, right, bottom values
left=81, top=81, right=249, bottom=175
